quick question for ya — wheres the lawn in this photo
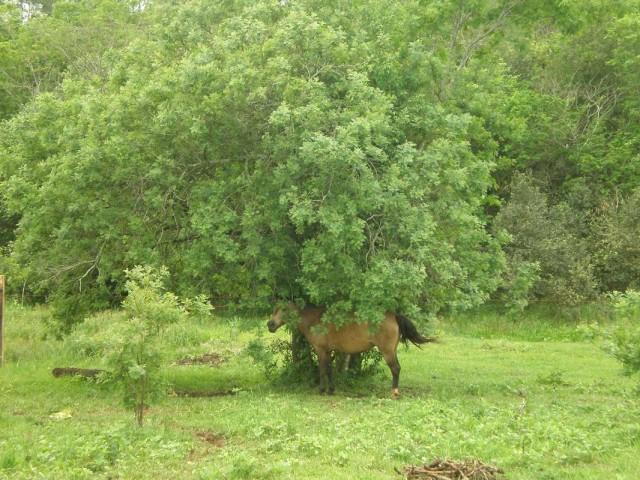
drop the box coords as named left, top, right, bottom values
left=1, top=304, right=638, bottom=479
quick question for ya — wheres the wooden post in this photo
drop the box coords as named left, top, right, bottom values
left=0, top=275, right=4, bottom=367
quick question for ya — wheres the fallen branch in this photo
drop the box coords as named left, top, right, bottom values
left=171, top=388, right=237, bottom=397
left=398, top=459, right=505, bottom=480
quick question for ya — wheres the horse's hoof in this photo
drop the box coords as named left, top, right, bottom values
left=391, top=388, right=400, bottom=399
left=327, top=388, right=335, bottom=396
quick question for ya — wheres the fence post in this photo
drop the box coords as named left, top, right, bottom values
left=0, top=275, right=4, bottom=366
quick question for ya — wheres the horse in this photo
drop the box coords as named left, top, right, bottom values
left=267, top=303, right=431, bottom=397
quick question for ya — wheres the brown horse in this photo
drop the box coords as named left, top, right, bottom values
left=267, top=304, right=431, bottom=397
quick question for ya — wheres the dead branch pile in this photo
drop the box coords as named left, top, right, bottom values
left=399, top=459, right=504, bottom=480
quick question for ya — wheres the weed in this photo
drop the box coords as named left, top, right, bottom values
left=536, top=371, right=570, bottom=387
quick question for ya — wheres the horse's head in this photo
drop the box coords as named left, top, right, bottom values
left=267, top=308, right=285, bottom=333
left=267, top=303, right=297, bottom=333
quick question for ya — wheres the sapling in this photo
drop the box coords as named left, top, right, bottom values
left=107, top=266, right=209, bottom=426
left=605, top=290, right=640, bottom=392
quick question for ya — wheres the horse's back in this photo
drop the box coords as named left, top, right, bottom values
left=327, top=322, right=375, bottom=353
left=373, top=312, right=400, bottom=345
left=301, top=309, right=399, bottom=354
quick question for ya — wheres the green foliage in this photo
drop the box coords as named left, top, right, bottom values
left=497, top=259, right=541, bottom=313
left=1, top=0, right=639, bottom=314
left=110, top=318, right=165, bottom=426
left=0, top=0, right=507, bottom=323
left=98, top=265, right=211, bottom=426
left=246, top=338, right=301, bottom=382
left=603, top=290, right=640, bottom=384
left=122, top=266, right=183, bottom=332
left=246, top=335, right=382, bottom=387
left=0, top=0, right=143, bottom=120
left=608, top=326, right=640, bottom=378
left=50, top=287, right=112, bottom=335
left=592, top=190, right=640, bottom=292
left=494, top=174, right=597, bottom=305
left=609, top=290, right=640, bottom=321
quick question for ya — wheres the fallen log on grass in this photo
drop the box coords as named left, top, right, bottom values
left=51, top=367, right=106, bottom=379
left=171, top=388, right=237, bottom=397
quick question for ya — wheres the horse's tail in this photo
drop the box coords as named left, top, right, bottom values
left=396, top=314, right=434, bottom=348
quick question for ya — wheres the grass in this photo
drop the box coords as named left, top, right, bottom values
left=1, top=303, right=639, bottom=479
left=439, top=302, right=615, bottom=342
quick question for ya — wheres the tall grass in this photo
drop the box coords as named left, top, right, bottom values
left=440, top=302, right=614, bottom=342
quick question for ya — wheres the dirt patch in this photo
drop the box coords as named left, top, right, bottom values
left=171, top=388, right=237, bottom=397
left=196, top=431, right=226, bottom=448
left=398, top=459, right=504, bottom=480
left=175, top=353, right=225, bottom=367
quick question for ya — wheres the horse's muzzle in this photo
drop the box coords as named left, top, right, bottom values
left=267, top=320, right=278, bottom=333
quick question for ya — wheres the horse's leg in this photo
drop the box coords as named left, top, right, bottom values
left=316, top=349, right=331, bottom=395
left=381, top=349, right=401, bottom=398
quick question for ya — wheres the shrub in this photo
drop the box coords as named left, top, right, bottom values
left=592, top=190, right=640, bottom=292
left=609, top=289, right=640, bottom=321
left=246, top=333, right=382, bottom=388
left=494, top=174, right=598, bottom=305
left=605, top=290, right=640, bottom=382
left=91, top=265, right=212, bottom=426
left=609, top=327, right=640, bottom=377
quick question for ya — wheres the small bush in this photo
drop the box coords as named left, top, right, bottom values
left=605, top=290, right=640, bottom=381
left=246, top=333, right=382, bottom=388
left=609, top=327, right=640, bottom=377
left=608, top=289, right=640, bottom=321
left=108, top=267, right=185, bottom=425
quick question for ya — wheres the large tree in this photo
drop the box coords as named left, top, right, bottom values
left=0, top=0, right=510, bottom=324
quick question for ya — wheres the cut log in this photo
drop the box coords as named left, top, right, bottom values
left=52, top=367, right=106, bottom=379
left=171, top=388, right=236, bottom=397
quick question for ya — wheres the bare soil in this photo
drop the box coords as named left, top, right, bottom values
left=196, top=431, right=226, bottom=448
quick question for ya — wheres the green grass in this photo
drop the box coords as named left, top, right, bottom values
left=438, top=302, right=615, bottom=342
left=1, top=303, right=639, bottom=479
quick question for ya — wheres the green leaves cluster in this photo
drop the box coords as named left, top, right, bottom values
left=101, top=265, right=210, bottom=426
left=494, top=175, right=598, bottom=306
left=0, top=0, right=509, bottom=324
left=606, top=290, right=640, bottom=383
left=1, top=0, right=639, bottom=319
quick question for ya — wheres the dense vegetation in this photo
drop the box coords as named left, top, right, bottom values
left=2, top=4, right=639, bottom=478
left=1, top=0, right=639, bottom=326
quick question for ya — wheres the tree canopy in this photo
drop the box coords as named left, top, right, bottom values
left=1, top=0, right=639, bottom=325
